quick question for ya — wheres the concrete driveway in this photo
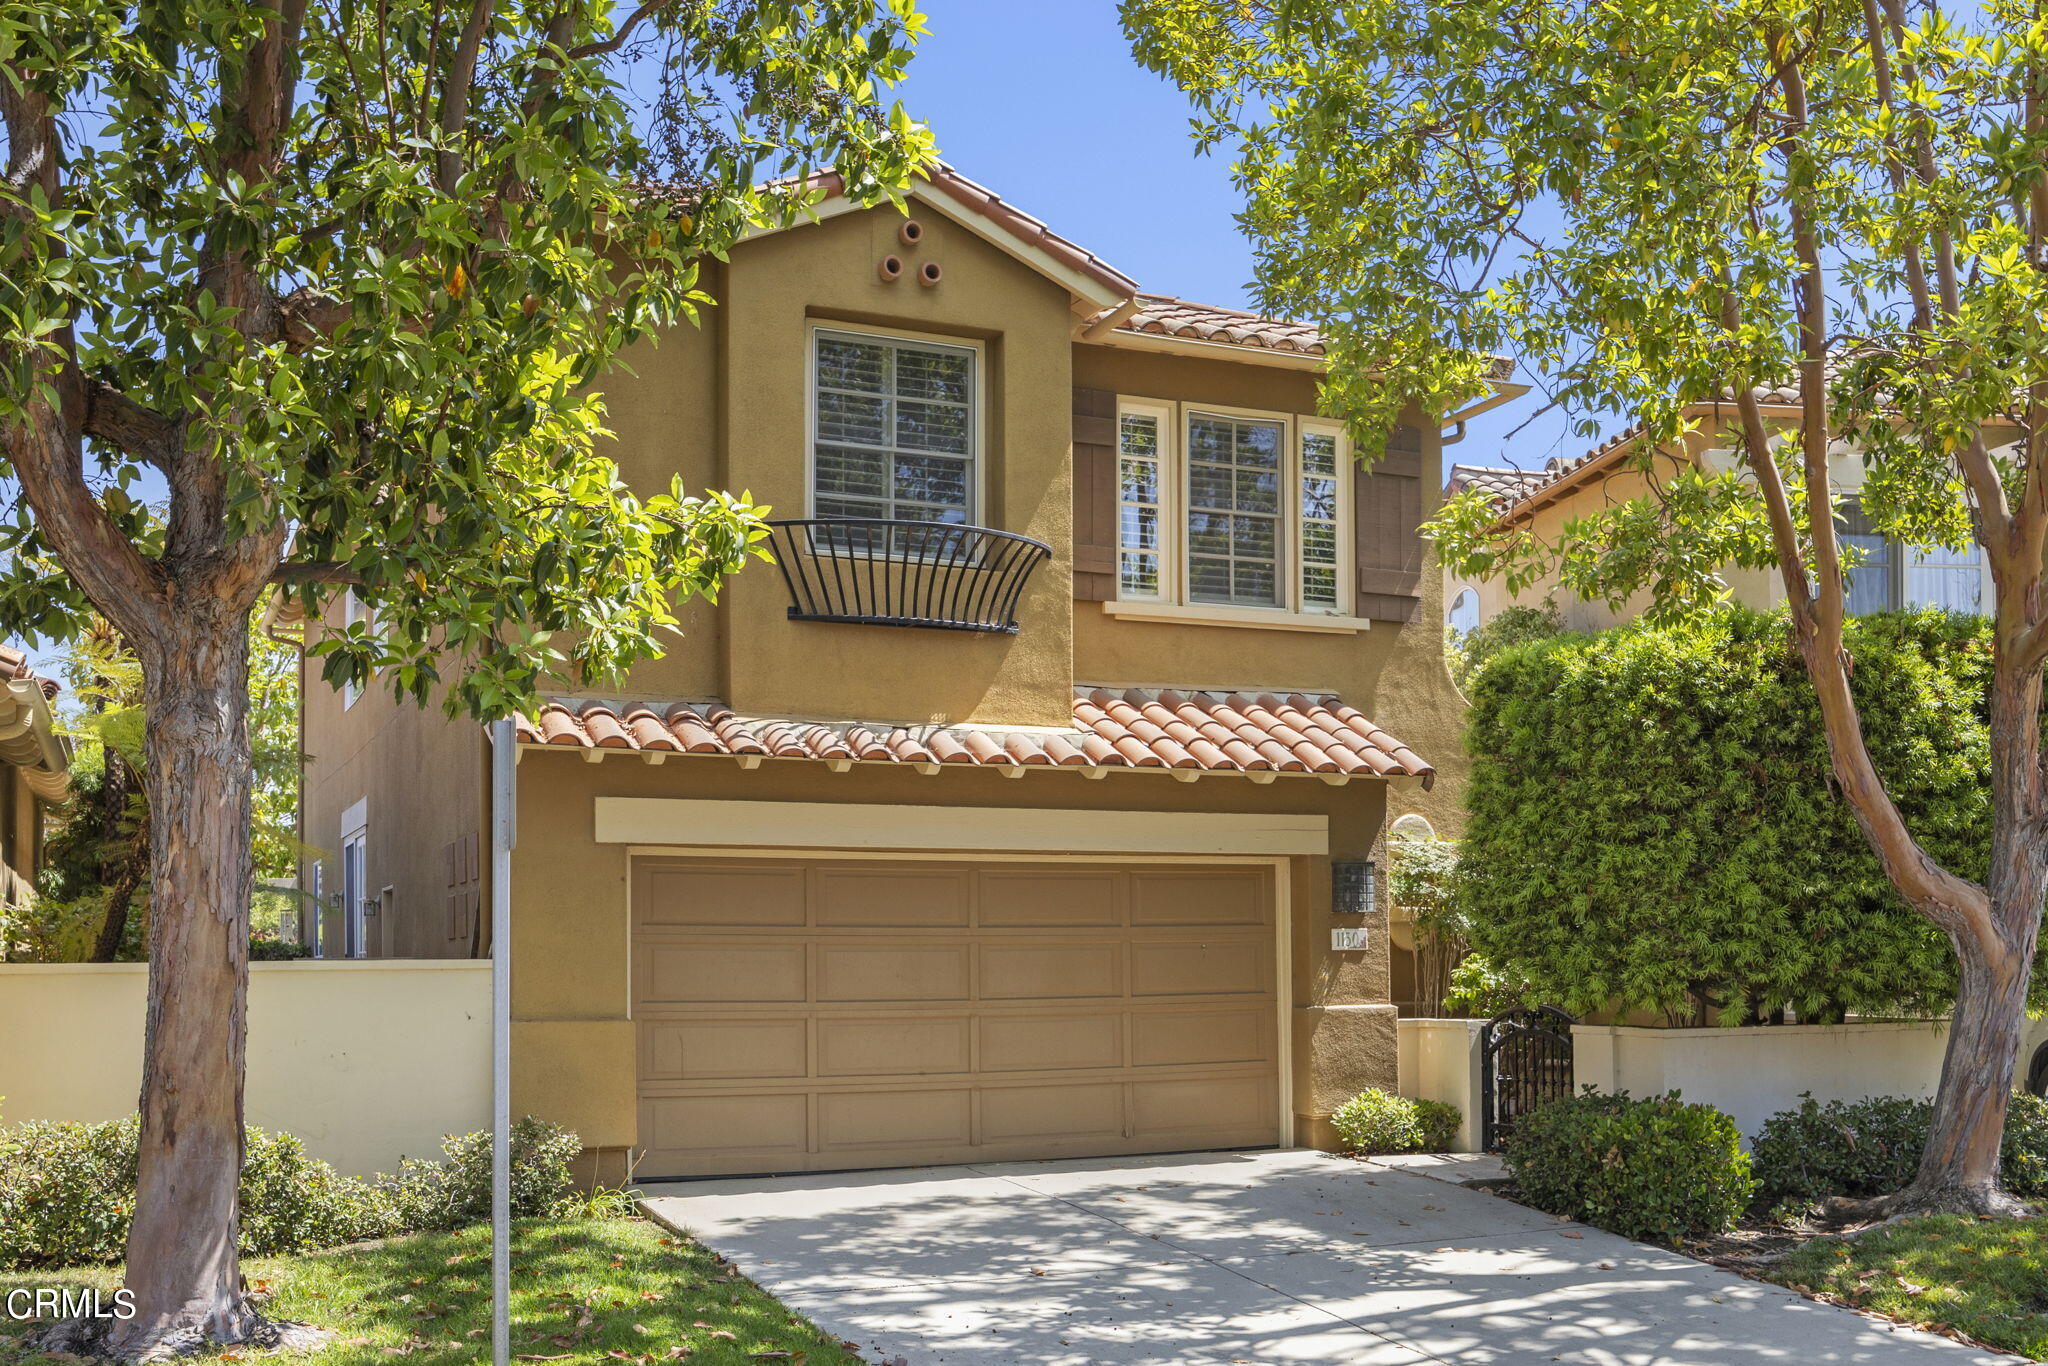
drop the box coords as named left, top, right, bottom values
left=639, top=1148, right=2018, bottom=1365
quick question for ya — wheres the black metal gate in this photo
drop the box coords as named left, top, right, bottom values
left=1480, top=1005, right=1575, bottom=1151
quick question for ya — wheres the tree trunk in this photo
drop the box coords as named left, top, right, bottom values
left=1894, top=928, right=2036, bottom=1215
left=108, top=604, right=261, bottom=1357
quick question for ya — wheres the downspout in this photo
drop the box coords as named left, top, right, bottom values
left=489, top=717, right=516, bottom=1366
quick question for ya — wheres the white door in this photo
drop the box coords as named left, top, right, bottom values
left=342, top=830, right=367, bottom=958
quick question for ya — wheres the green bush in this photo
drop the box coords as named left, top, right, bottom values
left=390, top=1117, right=581, bottom=1231
left=0, top=1114, right=581, bottom=1270
left=1504, top=1090, right=1755, bottom=1243
left=1330, top=1089, right=1461, bottom=1154
left=1751, top=1091, right=2048, bottom=1203
left=1460, top=608, right=1999, bottom=1023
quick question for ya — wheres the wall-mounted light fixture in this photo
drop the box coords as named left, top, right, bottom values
left=1333, top=860, right=1376, bottom=916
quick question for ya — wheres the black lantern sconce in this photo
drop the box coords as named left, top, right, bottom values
left=1333, top=860, right=1377, bottom=916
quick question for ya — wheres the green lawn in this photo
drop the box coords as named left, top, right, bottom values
left=1767, top=1214, right=2048, bottom=1360
left=0, top=1218, right=864, bottom=1365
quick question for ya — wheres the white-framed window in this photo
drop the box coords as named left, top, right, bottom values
left=308, top=861, right=325, bottom=960
left=811, top=326, right=981, bottom=527
left=1114, top=398, right=1352, bottom=616
left=1841, top=500, right=1987, bottom=615
left=340, top=589, right=366, bottom=710
left=340, top=797, right=368, bottom=960
left=1448, top=587, right=1481, bottom=636
left=1116, top=400, right=1175, bottom=599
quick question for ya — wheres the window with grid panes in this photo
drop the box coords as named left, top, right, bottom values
left=1117, top=410, right=1165, bottom=597
left=1187, top=413, right=1284, bottom=607
left=813, top=330, right=976, bottom=526
left=1298, top=429, right=1341, bottom=610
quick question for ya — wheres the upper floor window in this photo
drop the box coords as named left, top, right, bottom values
left=340, top=590, right=366, bottom=709
left=1116, top=398, right=1350, bottom=615
left=1841, top=499, right=1985, bottom=615
left=812, top=327, right=980, bottom=526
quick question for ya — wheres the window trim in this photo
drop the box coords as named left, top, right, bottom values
left=805, top=321, right=988, bottom=529
left=340, top=797, right=368, bottom=960
left=1111, top=396, right=1353, bottom=619
left=1113, top=397, right=1178, bottom=603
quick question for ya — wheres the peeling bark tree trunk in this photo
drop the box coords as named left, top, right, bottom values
left=109, top=603, right=260, bottom=1357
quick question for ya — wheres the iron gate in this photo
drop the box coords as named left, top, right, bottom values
left=1480, top=1005, right=1575, bottom=1151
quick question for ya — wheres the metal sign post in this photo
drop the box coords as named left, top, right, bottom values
left=489, top=717, right=517, bottom=1366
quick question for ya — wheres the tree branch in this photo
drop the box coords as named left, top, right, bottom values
left=83, top=380, right=180, bottom=471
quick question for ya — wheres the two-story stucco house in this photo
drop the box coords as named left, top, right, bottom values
left=1445, top=395, right=1996, bottom=635
left=296, top=167, right=1516, bottom=1180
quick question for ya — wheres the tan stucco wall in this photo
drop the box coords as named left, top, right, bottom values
left=597, top=204, right=1078, bottom=729
left=0, top=961, right=490, bottom=1175
left=298, top=616, right=487, bottom=960
left=508, top=749, right=1430, bottom=1154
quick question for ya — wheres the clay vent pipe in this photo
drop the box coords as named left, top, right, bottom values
left=878, top=255, right=903, bottom=282
left=899, top=219, right=925, bottom=246
left=918, top=260, right=943, bottom=287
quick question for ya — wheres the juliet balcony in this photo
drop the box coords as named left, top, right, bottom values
left=763, top=518, right=1053, bottom=635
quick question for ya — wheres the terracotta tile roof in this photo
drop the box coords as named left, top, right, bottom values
left=1117, top=294, right=1329, bottom=356
left=516, top=687, right=1433, bottom=784
left=1446, top=463, right=1548, bottom=506
left=0, top=644, right=58, bottom=701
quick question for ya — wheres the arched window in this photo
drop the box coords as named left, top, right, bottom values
left=1447, top=588, right=1480, bottom=636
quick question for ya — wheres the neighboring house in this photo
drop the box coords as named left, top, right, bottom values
left=0, top=645, right=70, bottom=906
left=297, top=166, right=1518, bottom=1179
left=1444, top=397, right=1997, bottom=634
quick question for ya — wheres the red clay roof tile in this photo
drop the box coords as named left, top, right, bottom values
left=514, top=688, right=1433, bottom=785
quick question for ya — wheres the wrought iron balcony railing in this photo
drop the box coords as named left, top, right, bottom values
left=764, top=518, right=1052, bottom=634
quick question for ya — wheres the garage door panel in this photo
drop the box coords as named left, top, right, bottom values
left=1132, top=1074, right=1275, bottom=1140
left=633, top=856, right=1282, bottom=1178
left=643, top=1093, right=807, bottom=1159
left=1131, top=1008, right=1272, bottom=1068
left=818, top=1089, right=972, bottom=1151
left=1131, top=870, right=1271, bottom=927
left=817, top=1016, right=971, bottom=1077
left=978, top=870, right=1121, bottom=927
left=815, top=867, right=971, bottom=928
left=642, top=1018, right=808, bottom=1081
left=816, top=943, right=970, bottom=1002
left=640, top=941, right=807, bottom=1005
left=638, top=864, right=807, bottom=928
left=979, top=1083, right=1124, bottom=1143
left=978, top=1012, right=1122, bottom=1072
left=1130, top=940, right=1272, bottom=997
left=979, top=941, right=1122, bottom=999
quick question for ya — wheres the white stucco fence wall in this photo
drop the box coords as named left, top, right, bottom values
left=0, top=960, right=490, bottom=1177
left=1396, top=1018, right=1486, bottom=1152
left=1574, top=1019, right=2048, bottom=1141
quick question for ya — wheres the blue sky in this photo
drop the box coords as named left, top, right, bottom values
left=895, top=0, right=1581, bottom=478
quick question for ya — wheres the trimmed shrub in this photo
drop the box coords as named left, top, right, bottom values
left=390, top=1117, right=581, bottom=1231
left=1330, top=1089, right=1461, bottom=1154
left=1504, top=1090, right=1755, bottom=1243
left=1752, top=1092, right=2048, bottom=1203
left=1460, top=608, right=1998, bottom=1023
left=0, top=1114, right=580, bottom=1270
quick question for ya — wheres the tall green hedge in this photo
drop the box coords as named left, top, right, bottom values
left=1459, top=607, right=2001, bottom=1024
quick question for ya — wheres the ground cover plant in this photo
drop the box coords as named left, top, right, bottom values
left=1765, top=1215, right=2048, bottom=1360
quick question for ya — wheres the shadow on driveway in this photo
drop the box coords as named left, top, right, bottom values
left=640, top=1148, right=2019, bottom=1365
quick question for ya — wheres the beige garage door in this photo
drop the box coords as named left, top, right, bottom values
left=632, top=857, right=1282, bottom=1178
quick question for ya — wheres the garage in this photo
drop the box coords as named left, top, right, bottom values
left=632, top=855, right=1284, bottom=1178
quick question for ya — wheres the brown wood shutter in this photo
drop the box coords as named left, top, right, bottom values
left=1353, top=424, right=1425, bottom=622
left=1072, top=387, right=1117, bottom=602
